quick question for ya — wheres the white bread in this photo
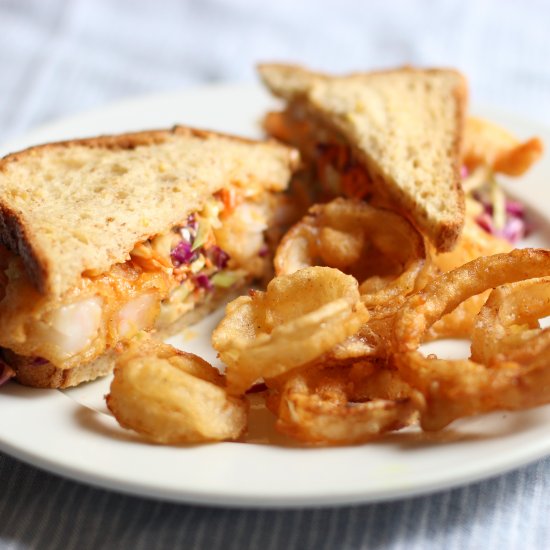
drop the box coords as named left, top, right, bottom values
left=259, top=63, right=467, bottom=251
left=0, top=126, right=298, bottom=297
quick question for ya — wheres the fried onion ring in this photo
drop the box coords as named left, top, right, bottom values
left=427, top=209, right=512, bottom=340
left=107, top=337, right=247, bottom=443
left=267, top=362, right=418, bottom=445
left=393, top=248, right=550, bottom=430
left=274, top=198, right=428, bottom=309
left=326, top=315, right=394, bottom=361
left=212, top=266, right=369, bottom=395
left=395, top=249, right=550, bottom=352
left=463, top=117, right=543, bottom=176
left=471, top=277, right=550, bottom=364
left=396, top=349, right=550, bottom=432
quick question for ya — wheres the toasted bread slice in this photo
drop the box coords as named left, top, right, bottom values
left=259, top=63, right=467, bottom=251
left=0, top=126, right=298, bottom=297
left=6, top=349, right=116, bottom=389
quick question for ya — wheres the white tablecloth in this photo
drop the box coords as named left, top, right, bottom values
left=2, top=1, right=550, bottom=548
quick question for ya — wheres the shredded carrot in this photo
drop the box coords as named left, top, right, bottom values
left=264, top=112, right=294, bottom=143
left=315, top=144, right=372, bottom=200
left=264, top=111, right=315, bottom=151
left=340, top=166, right=371, bottom=200
left=217, top=187, right=243, bottom=216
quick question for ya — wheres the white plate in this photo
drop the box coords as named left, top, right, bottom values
left=1, top=85, right=550, bottom=508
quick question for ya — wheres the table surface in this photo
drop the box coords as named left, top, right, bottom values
left=2, top=1, right=550, bottom=548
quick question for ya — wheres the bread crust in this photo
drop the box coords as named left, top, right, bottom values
left=0, top=202, right=50, bottom=296
left=6, top=350, right=116, bottom=389
left=0, top=125, right=284, bottom=166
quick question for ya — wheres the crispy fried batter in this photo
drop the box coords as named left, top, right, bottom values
left=267, top=362, right=419, bottom=445
left=107, top=337, right=247, bottom=443
left=212, top=267, right=369, bottom=395
left=393, top=249, right=550, bottom=430
left=463, top=117, right=543, bottom=176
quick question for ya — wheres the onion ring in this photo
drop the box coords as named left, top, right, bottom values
left=393, top=248, right=550, bottom=430
left=212, top=266, right=369, bottom=395
left=471, top=277, right=550, bottom=364
left=463, top=117, right=543, bottom=176
left=267, top=361, right=418, bottom=445
left=107, top=337, right=247, bottom=443
left=427, top=208, right=512, bottom=340
left=274, top=198, right=428, bottom=309
left=394, top=249, right=550, bottom=353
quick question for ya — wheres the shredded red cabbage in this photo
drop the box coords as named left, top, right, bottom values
left=502, top=216, right=528, bottom=243
left=171, top=241, right=198, bottom=266
left=207, top=246, right=230, bottom=269
left=194, top=273, right=213, bottom=291
left=460, top=165, right=469, bottom=179
left=258, top=245, right=269, bottom=258
left=468, top=169, right=531, bottom=244
left=505, top=200, right=525, bottom=217
left=475, top=204, right=530, bottom=244
left=474, top=194, right=526, bottom=218
left=170, top=215, right=232, bottom=289
left=475, top=212, right=494, bottom=234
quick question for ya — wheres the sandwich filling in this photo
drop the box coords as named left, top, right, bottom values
left=264, top=105, right=375, bottom=203
left=0, top=187, right=279, bottom=370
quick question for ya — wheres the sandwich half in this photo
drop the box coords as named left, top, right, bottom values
left=259, top=63, right=467, bottom=252
left=0, top=126, right=299, bottom=388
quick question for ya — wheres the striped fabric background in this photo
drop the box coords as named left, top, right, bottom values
left=2, top=1, right=550, bottom=548
left=2, top=455, right=550, bottom=549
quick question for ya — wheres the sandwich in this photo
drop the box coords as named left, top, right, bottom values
left=258, top=63, right=467, bottom=252
left=0, top=126, right=299, bottom=388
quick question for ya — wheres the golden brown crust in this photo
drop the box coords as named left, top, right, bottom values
left=0, top=203, right=50, bottom=295
left=0, top=125, right=284, bottom=168
left=442, top=74, right=468, bottom=252
left=258, top=62, right=467, bottom=100
left=5, top=350, right=115, bottom=389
